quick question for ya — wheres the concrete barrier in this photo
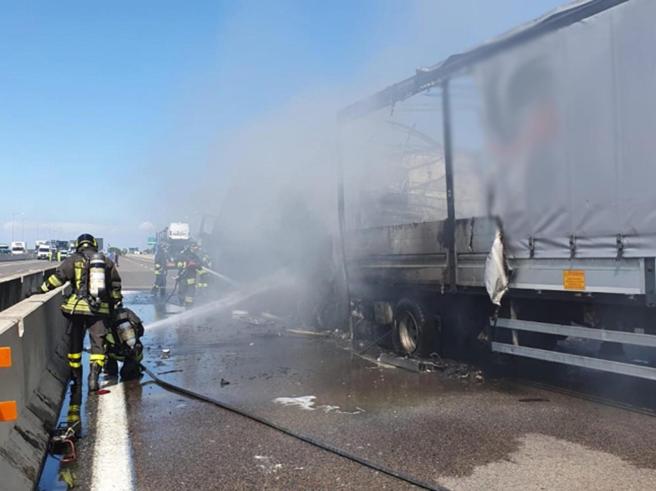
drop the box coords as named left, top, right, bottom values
left=0, top=289, right=69, bottom=490
left=0, top=268, right=56, bottom=312
left=0, top=254, right=37, bottom=262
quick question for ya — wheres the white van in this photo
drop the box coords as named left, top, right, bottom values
left=10, top=241, right=26, bottom=255
left=37, top=244, right=51, bottom=260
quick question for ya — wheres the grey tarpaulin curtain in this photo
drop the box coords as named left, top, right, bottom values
left=476, top=0, right=656, bottom=259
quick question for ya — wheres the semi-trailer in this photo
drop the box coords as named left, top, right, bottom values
left=338, top=0, right=656, bottom=381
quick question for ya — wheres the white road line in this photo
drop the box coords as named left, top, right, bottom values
left=91, top=382, right=135, bottom=491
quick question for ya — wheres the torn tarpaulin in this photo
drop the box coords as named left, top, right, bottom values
left=485, top=228, right=510, bottom=306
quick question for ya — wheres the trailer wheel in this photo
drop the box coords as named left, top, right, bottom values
left=393, top=299, right=437, bottom=357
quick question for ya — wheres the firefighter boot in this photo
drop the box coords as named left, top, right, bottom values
left=120, top=359, right=142, bottom=381
left=104, top=358, right=119, bottom=377
left=88, top=363, right=102, bottom=392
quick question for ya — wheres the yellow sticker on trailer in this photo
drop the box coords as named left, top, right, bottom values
left=563, top=270, right=586, bottom=290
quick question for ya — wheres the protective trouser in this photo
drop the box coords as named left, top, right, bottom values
left=196, top=269, right=210, bottom=301
left=66, top=385, right=83, bottom=435
left=68, top=316, right=108, bottom=369
left=154, top=263, right=167, bottom=294
left=178, top=272, right=196, bottom=308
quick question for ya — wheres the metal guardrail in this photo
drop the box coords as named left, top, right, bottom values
left=493, top=318, right=656, bottom=381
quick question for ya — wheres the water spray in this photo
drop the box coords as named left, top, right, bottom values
left=146, top=271, right=288, bottom=332
left=199, top=267, right=239, bottom=288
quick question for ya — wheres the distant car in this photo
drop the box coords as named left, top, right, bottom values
left=0, top=244, right=10, bottom=255
left=57, top=249, right=69, bottom=260
left=37, top=245, right=51, bottom=260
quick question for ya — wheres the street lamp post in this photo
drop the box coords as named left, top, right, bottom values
left=10, top=212, right=25, bottom=244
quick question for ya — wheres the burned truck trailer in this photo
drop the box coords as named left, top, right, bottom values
left=338, top=0, right=656, bottom=380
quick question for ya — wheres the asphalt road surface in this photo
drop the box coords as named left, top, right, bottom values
left=0, top=258, right=55, bottom=278
left=39, top=288, right=656, bottom=490
left=118, top=254, right=157, bottom=290
left=119, top=254, right=178, bottom=292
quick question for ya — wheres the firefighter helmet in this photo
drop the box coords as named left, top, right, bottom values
left=76, top=233, right=98, bottom=251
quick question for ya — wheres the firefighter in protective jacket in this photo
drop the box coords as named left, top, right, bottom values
left=177, top=244, right=202, bottom=308
left=195, top=244, right=213, bottom=302
left=39, top=233, right=122, bottom=392
left=152, top=244, right=169, bottom=298
left=104, top=306, right=144, bottom=380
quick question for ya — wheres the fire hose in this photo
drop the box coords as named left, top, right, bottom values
left=140, top=363, right=446, bottom=491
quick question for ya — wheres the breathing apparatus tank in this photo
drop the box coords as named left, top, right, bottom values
left=114, top=309, right=137, bottom=349
left=88, top=253, right=107, bottom=301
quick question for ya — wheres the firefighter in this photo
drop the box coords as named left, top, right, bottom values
left=104, top=306, right=144, bottom=380
left=152, top=244, right=168, bottom=298
left=177, top=244, right=201, bottom=309
left=194, top=243, right=212, bottom=302
left=37, top=233, right=122, bottom=393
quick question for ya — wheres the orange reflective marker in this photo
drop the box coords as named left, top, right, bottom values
left=0, top=347, right=11, bottom=368
left=0, top=401, right=17, bottom=421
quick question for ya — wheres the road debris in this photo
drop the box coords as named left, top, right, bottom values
left=370, top=352, right=484, bottom=382
left=254, top=455, right=283, bottom=475
left=286, top=328, right=330, bottom=337
left=233, top=309, right=277, bottom=326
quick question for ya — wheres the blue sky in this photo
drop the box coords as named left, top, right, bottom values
left=0, top=0, right=563, bottom=247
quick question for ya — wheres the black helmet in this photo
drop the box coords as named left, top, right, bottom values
left=76, top=233, right=97, bottom=251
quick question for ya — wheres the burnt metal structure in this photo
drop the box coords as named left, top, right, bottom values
left=337, top=0, right=656, bottom=380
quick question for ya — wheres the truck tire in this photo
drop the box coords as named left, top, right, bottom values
left=392, top=299, right=438, bottom=357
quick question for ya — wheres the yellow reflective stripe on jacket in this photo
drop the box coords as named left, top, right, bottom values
left=186, top=278, right=196, bottom=285
left=67, top=353, right=82, bottom=360
left=40, top=283, right=49, bottom=293
left=48, top=275, right=63, bottom=287
left=105, top=332, right=116, bottom=346
left=61, top=296, right=110, bottom=315
left=74, top=261, right=85, bottom=291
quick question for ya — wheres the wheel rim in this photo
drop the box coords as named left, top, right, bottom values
left=398, top=311, right=418, bottom=354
